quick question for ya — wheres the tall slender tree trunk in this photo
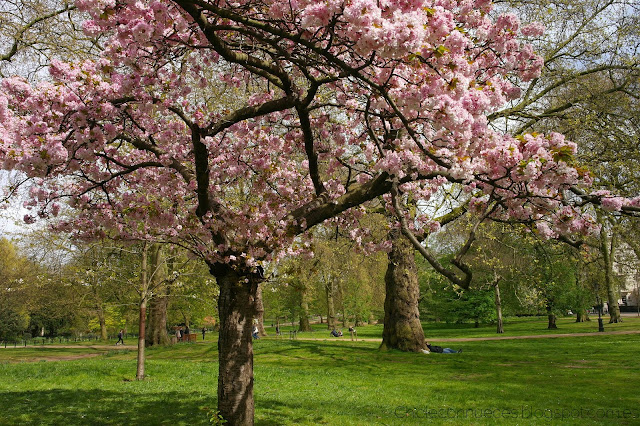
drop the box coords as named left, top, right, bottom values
left=255, top=284, right=267, bottom=336
left=601, top=227, right=622, bottom=323
left=136, top=241, right=150, bottom=381
left=214, top=264, right=258, bottom=426
left=380, top=230, right=426, bottom=352
left=326, top=281, right=336, bottom=330
left=97, top=305, right=108, bottom=340
left=136, top=297, right=147, bottom=380
left=146, top=244, right=170, bottom=347
left=494, top=279, right=504, bottom=334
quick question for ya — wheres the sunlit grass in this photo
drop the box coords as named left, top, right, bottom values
left=267, top=315, right=640, bottom=340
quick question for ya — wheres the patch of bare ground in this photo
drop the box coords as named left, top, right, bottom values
left=8, top=353, right=103, bottom=364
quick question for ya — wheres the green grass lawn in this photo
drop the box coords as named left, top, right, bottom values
left=1, top=317, right=639, bottom=425
left=271, top=315, right=640, bottom=340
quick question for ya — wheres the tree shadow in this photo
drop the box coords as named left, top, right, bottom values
left=0, top=389, right=214, bottom=425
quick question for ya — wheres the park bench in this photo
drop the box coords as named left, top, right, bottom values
left=181, top=333, right=197, bottom=342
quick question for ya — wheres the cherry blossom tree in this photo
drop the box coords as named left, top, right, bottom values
left=2, top=0, right=640, bottom=423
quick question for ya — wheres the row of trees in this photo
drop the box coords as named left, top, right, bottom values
left=260, top=218, right=635, bottom=335
left=0, top=235, right=217, bottom=345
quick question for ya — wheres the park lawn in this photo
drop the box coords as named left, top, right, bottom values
left=0, top=325, right=639, bottom=425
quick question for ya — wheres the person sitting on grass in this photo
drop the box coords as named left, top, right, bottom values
left=252, top=325, right=260, bottom=339
left=426, top=342, right=462, bottom=354
left=330, top=328, right=343, bottom=337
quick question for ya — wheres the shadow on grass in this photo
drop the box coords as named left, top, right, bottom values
left=0, top=388, right=349, bottom=426
left=0, top=389, right=215, bottom=425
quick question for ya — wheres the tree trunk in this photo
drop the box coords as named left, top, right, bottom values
left=136, top=297, right=147, bottom=380
left=354, top=315, right=363, bottom=327
left=255, top=284, right=267, bottom=336
left=146, top=244, right=170, bottom=347
left=494, top=281, right=504, bottom=334
left=97, top=305, right=108, bottom=340
left=299, top=298, right=312, bottom=332
left=146, top=294, right=170, bottom=346
left=547, top=313, right=557, bottom=329
left=547, top=302, right=557, bottom=329
left=576, top=310, right=590, bottom=322
left=380, top=230, right=426, bottom=352
left=136, top=242, right=150, bottom=381
left=215, top=264, right=258, bottom=426
left=601, top=227, right=622, bottom=323
left=326, top=281, right=336, bottom=330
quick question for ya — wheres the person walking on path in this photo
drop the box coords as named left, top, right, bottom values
left=116, top=330, right=124, bottom=345
left=202, top=327, right=206, bottom=341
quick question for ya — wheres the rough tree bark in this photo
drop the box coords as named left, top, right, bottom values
left=146, top=293, right=170, bottom=346
left=214, top=264, right=259, bottom=426
left=380, top=230, right=426, bottom=352
left=255, top=284, right=267, bottom=336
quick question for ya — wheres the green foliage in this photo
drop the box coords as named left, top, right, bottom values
left=0, top=302, right=28, bottom=341
left=87, top=306, right=127, bottom=336
left=419, top=271, right=495, bottom=324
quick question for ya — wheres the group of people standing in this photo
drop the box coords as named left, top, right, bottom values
left=175, top=326, right=207, bottom=342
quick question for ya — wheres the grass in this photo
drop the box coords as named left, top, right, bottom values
left=0, top=317, right=639, bottom=425
left=271, top=315, right=640, bottom=340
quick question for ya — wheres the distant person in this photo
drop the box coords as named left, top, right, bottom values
left=348, top=326, right=357, bottom=340
left=252, top=325, right=260, bottom=339
left=176, top=328, right=182, bottom=342
left=185, top=326, right=190, bottom=336
left=426, top=342, right=461, bottom=354
left=275, top=325, right=280, bottom=335
left=116, top=329, right=124, bottom=345
left=330, top=328, right=342, bottom=337
left=202, top=327, right=206, bottom=340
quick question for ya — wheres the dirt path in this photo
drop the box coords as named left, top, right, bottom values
left=0, top=345, right=137, bottom=363
left=0, top=344, right=137, bottom=350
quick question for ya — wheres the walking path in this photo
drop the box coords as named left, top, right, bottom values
left=0, top=344, right=137, bottom=350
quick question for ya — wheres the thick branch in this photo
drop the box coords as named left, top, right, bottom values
left=390, top=182, right=472, bottom=289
